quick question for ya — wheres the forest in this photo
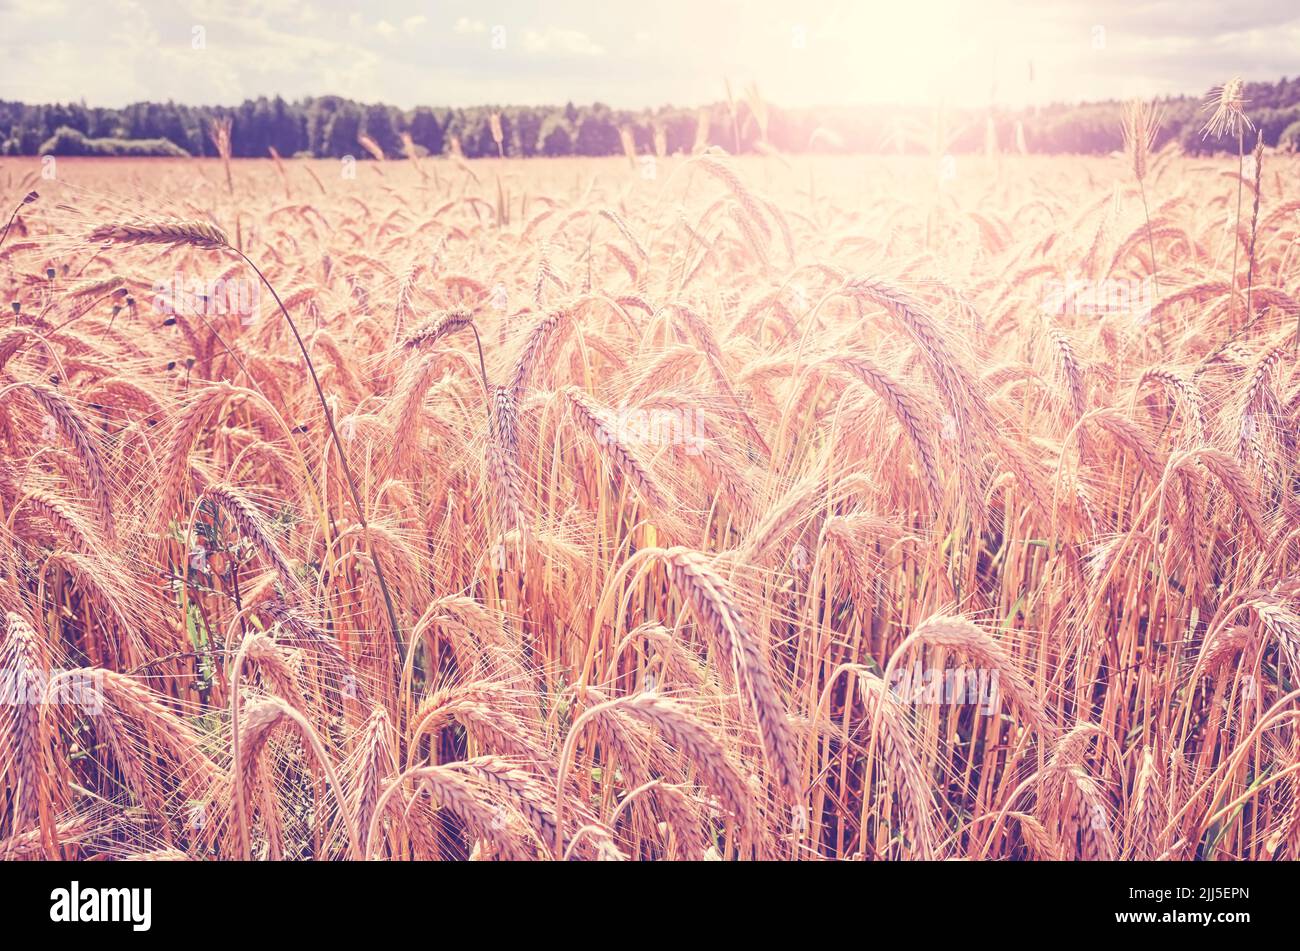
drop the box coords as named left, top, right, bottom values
left=5, top=76, right=1300, bottom=158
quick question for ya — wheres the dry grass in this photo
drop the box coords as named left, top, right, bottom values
left=1, top=145, right=1299, bottom=861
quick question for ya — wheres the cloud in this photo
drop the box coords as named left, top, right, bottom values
left=4, top=0, right=68, bottom=21
left=3, top=0, right=1298, bottom=110
left=522, top=27, right=605, bottom=57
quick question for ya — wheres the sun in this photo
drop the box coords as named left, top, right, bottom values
left=744, top=0, right=1041, bottom=108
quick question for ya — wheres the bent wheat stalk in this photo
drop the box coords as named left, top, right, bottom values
left=86, top=217, right=405, bottom=657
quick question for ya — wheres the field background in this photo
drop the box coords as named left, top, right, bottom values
left=1, top=145, right=1299, bottom=861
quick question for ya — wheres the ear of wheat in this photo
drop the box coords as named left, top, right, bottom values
left=88, top=218, right=229, bottom=249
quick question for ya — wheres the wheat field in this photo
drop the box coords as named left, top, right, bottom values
left=1, top=145, right=1298, bottom=862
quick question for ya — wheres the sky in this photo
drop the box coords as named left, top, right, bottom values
left=1, top=0, right=1296, bottom=110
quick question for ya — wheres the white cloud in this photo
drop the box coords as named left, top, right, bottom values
left=3, top=0, right=1299, bottom=110
left=108, top=0, right=159, bottom=49
left=522, top=27, right=605, bottom=57
left=5, top=0, right=68, bottom=20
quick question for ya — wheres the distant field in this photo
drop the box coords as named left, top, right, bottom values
left=1, top=146, right=1298, bottom=860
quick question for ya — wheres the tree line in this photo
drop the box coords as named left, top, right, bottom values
left=4, top=76, right=1300, bottom=159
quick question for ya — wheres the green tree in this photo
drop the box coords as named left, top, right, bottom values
left=538, top=114, right=573, bottom=156
left=575, top=106, right=620, bottom=155
left=323, top=102, right=362, bottom=158
left=408, top=106, right=443, bottom=155
left=362, top=102, right=401, bottom=156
